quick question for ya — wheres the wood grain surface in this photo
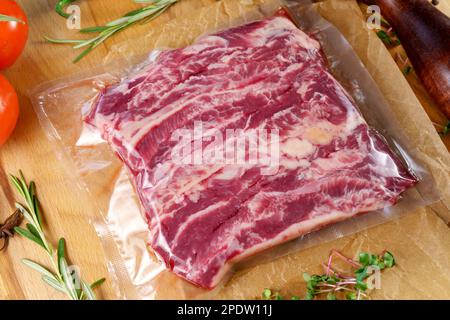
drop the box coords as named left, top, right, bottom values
left=0, top=0, right=448, bottom=300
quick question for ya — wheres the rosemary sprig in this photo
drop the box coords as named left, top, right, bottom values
left=10, top=171, right=105, bottom=300
left=47, top=0, right=177, bottom=62
left=0, top=14, right=24, bottom=23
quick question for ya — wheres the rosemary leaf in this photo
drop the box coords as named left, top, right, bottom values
left=22, top=259, right=57, bottom=280
left=79, top=26, right=111, bottom=33
left=44, top=36, right=85, bottom=44
left=29, top=181, right=36, bottom=196
left=18, top=172, right=32, bottom=205
left=91, top=278, right=106, bottom=289
left=26, top=223, right=41, bottom=239
left=29, top=182, right=43, bottom=227
left=59, top=257, right=78, bottom=300
left=105, top=16, right=132, bottom=27
left=82, top=280, right=96, bottom=300
left=71, top=269, right=83, bottom=300
left=14, top=227, right=46, bottom=249
left=10, top=176, right=26, bottom=200
left=72, top=34, right=104, bottom=49
left=33, top=196, right=43, bottom=228
left=0, top=14, right=24, bottom=23
left=73, top=46, right=95, bottom=63
left=48, top=0, right=178, bottom=62
left=42, top=275, right=66, bottom=293
left=57, top=238, right=66, bottom=275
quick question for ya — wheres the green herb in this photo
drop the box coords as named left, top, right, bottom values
left=346, top=292, right=356, bottom=300
left=262, top=249, right=396, bottom=300
left=376, top=29, right=401, bottom=47
left=10, top=171, right=105, bottom=300
left=303, top=272, right=311, bottom=282
left=327, top=292, right=337, bottom=300
left=55, top=0, right=78, bottom=18
left=262, top=288, right=272, bottom=299
left=358, top=252, right=374, bottom=266
left=376, top=30, right=392, bottom=45
left=402, top=66, right=412, bottom=75
left=261, top=288, right=284, bottom=300
left=439, top=121, right=450, bottom=136
left=47, top=0, right=177, bottom=62
left=0, top=14, right=24, bottom=23
left=355, top=279, right=368, bottom=291
left=382, top=251, right=395, bottom=267
left=380, top=17, right=390, bottom=27
left=274, top=293, right=284, bottom=300
left=305, top=290, right=315, bottom=300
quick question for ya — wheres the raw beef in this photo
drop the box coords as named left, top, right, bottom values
left=84, top=14, right=417, bottom=289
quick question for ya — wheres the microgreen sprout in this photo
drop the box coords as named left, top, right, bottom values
left=439, top=121, right=450, bottom=136
left=262, top=249, right=396, bottom=300
left=262, top=288, right=283, bottom=300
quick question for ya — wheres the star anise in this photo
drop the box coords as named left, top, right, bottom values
left=0, top=209, right=23, bottom=251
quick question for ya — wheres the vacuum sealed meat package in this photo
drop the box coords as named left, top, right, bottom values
left=31, top=0, right=440, bottom=298
left=84, top=12, right=417, bottom=289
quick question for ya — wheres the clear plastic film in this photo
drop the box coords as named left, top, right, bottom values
left=30, top=0, right=447, bottom=299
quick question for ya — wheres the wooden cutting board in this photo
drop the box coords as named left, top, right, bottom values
left=0, top=0, right=448, bottom=300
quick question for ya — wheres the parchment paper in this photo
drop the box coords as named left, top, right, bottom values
left=33, top=0, right=450, bottom=299
left=131, top=0, right=450, bottom=299
left=214, top=0, right=450, bottom=300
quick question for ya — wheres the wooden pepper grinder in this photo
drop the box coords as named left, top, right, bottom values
left=363, top=0, right=450, bottom=119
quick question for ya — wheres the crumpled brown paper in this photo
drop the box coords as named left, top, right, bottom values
left=33, top=0, right=450, bottom=299
left=213, top=0, right=450, bottom=300
left=129, top=0, right=450, bottom=299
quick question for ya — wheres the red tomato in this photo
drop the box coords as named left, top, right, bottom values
left=0, top=0, right=28, bottom=70
left=0, top=74, right=19, bottom=146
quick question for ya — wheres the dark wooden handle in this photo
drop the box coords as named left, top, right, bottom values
left=364, top=0, right=450, bottom=119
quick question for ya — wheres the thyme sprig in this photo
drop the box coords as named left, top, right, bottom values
left=262, top=250, right=395, bottom=300
left=47, top=0, right=177, bottom=62
left=10, top=171, right=105, bottom=300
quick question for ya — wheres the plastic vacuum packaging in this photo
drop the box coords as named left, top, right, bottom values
left=31, top=0, right=441, bottom=299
